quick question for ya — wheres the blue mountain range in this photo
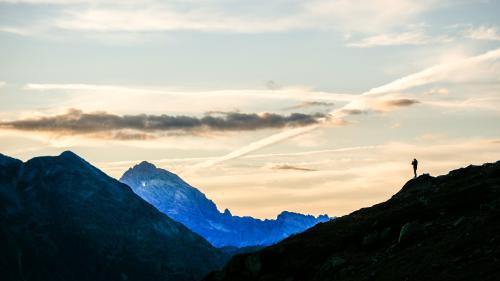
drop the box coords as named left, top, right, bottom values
left=120, top=161, right=330, bottom=247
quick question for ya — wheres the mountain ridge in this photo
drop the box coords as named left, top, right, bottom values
left=204, top=160, right=500, bottom=281
left=0, top=151, right=227, bottom=281
left=120, top=161, right=330, bottom=247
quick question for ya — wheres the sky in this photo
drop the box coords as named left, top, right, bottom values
left=1, top=0, right=500, bottom=219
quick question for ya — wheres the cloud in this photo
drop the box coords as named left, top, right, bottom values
left=337, top=97, right=419, bottom=114
left=1, top=0, right=439, bottom=35
left=465, top=25, right=500, bottom=41
left=424, top=88, right=449, bottom=96
left=246, top=145, right=380, bottom=159
left=53, top=6, right=288, bottom=33
left=339, top=108, right=367, bottom=115
left=24, top=83, right=356, bottom=103
left=21, top=83, right=356, bottom=117
left=24, top=83, right=163, bottom=93
left=303, top=0, right=437, bottom=33
left=282, top=101, right=335, bottom=110
left=0, top=81, right=5, bottom=87
left=98, top=145, right=379, bottom=172
left=54, top=1, right=434, bottom=33
left=90, top=131, right=157, bottom=141
left=375, top=98, right=420, bottom=110
left=383, top=98, right=419, bottom=107
left=0, top=108, right=327, bottom=138
left=422, top=97, right=500, bottom=112
left=271, top=164, right=317, bottom=172
left=347, top=30, right=452, bottom=47
left=0, top=26, right=35, bottom=36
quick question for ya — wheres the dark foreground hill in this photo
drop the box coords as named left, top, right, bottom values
left=120, top=161, right=329, bottom=247
left=0, top=151, right=226, bottom=281
left=205, top=161, right=500, bottom=281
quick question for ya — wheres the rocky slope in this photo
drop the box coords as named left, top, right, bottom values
left=0, top=151, right=226, bottom=281
left=120, top=161, right=330, bottom=247
left=204, top=161, right=500, bottom=281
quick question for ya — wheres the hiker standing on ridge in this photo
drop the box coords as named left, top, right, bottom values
left=412, top=158, right=418, bottom=178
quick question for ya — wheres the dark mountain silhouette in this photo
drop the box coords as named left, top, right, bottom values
left=120, top=161, right=330, bottom=247
left=204, top=161, right=500, bottom=281
left=0, top=151, right=227, bottom=281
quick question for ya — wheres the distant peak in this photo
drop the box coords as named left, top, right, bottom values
left=59, top=150, right=79, bottom=158
left=317, top=214, right=331, bottom=220
left=279, top=210, right=298, bottom=215
left=122, top=161, right=180, bottom=179
left=136, top=161, right=157, bottom=170
left=59, top=151, right=86, bottom=163
left=223, top=208, right=232, bottom=216
left=277, top=211, right=305, bottom=220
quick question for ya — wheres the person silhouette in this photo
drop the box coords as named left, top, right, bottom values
left=411, top=158, right=418, bottom=178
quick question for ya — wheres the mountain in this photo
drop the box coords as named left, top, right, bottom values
left=120, top=162, right=330, bottom=247
left=204, top=161, right=500, bottom=281
left=0, top=151, right=226, bottom=281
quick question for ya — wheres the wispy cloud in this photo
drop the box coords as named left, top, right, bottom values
left=465, top=25, right=500, bottom=41
left=340, top=96, right=420, bottom=113
left=24, top=83, right=164, bottom=93
left=271, top=164, right=317, bottom=172
left=98, top=145, right=379, bottom=171
left=0, top=108, right=327, bottom=138
left=302, top=0, right=438, bottom=33
left=24, top=83, right=356, bottom=103
left=0, top=26, right=35, bottom=36
left=364, top=48, right=500, bottom=95
left=53, top=6, right=297, bottom=33
left=0, top=81, right=5, bottom=87
left=369, top=97, right=420, bottom=111
left=21, top=83, right=356, bottom=116
left=347, top=30, right=452, bottom=48
left=381, top=98, right=420, bottom=107
left=282, top=101, right=335, bottom=110
left=0, top=0, right=439, bottom=35
left=423, top=97, right=500, bottom=112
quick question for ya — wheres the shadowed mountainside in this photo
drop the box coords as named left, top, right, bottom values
left=204, top=161, right=500, bottom=281
left=0, top=151, right=227, bottom=281
left=120, top=161, right=330, bottom=247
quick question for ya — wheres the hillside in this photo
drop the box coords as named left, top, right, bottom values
left=204, top=161, right=500, bottom=281
left=0, top=151, right=226, bottom=281
left=120, top=161, right=329, bottom=247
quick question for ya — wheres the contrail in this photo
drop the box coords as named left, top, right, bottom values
left=189, top=48, right=500, bottom=170
left=190, top=124, right=322, bottom=169
left=364, top=47, right=500, bottom=96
